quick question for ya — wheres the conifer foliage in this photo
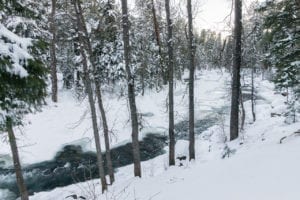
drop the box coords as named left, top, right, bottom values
left=0, top=0, right=47, bottom=134
left=259, top=0, right=300, bottom=122
left=0, top=1, right=48, bottom=199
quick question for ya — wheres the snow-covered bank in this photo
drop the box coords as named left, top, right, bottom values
left=25, top=71, right=300, bottom=200
left=0, top=70, right=230, bottom=165
left=29, top=119, right=300, bottom=200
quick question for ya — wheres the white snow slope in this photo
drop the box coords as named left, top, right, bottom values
left=1, top=69, right=299, bottom=200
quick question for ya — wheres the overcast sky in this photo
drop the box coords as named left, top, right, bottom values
left=128, top=0, right=262, bottom=37
left=194, top=0, right=232, bottom=34
left=127, top=0, right=233, bottom=36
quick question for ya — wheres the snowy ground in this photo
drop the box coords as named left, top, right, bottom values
left=0, top=69, right=230, bottom=165
left=1, top=70, right=299, bottom=199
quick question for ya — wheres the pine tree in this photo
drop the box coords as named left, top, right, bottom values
left=130, top=0, right=161, bottom=94
left=0, top=1, right=48, bottom=199
left=259, top=0, right=300, bottom=122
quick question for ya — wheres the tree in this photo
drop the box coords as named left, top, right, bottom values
left=78, top=0, right=116, bottom=185
left=151, top=0, right=164, bottom=84
left=230, top=0, right=242, bottom=141
left=0, top=1, right=48, bottom=199
left=91, top=0, right=122, bottom=84
left=165, top=0, right=175, bottom=166
left=54, top=0, right=77, bottom=90
left=131, top=0, right=161, bottom=95
left=121, top=0, right=142, bottom=177
left=187, top=0, right=195, bottom=160
left=93, top=1, right=117, bottom=183
left=259, top=0, right=300, bottom=122
left=71, top=0, right=107, bottom=192
left=50, top=0, right=58, bottom=102
left=242, top=3, right=264, bottom=123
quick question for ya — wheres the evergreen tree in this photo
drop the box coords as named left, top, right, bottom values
left=0, top=1, right=48, bottom=199
left=132, top=0, right=161, bottom=94
left=259, top=0, right=300, bottom=122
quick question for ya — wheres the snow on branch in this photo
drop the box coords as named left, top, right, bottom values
left=0, top=23, right=33, bottom=77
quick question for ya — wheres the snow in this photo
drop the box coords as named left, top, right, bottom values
left=0, top=23, right=32, bottom=77
left=0, top=189, right=16, bottom=200
left=1, top=69, right=300, bottom=200
left=28, top=118, right=300, bottom=200
left=0, top=69, right=230, bottom=165
left=291, top=60, right=300, bottom=66
left=0, top=154, right=12, bottom=168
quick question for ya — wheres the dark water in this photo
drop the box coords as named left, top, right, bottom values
left=0, top=133, right=167, bottom=198
left=0, top=83, right=258, bottom=199
left=175, top=117, right=218, bottom=140
left=0, top=115, right=218, bottom=199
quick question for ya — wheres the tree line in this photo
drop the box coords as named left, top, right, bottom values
left=0, top=0, right=299, bottom=199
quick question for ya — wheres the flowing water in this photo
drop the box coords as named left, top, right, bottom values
left=0, top=111, right=224, bottom=199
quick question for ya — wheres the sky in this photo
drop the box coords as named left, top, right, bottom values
left=194, top=0, right=233, bottom=34
left=127, top=0, right=233, bottom=36
left=128, top=0, right=263, bottom=37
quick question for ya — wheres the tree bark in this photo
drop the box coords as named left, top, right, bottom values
left=251, top=66, right=256, bottom=122
left=121, top=0, right=142, bottom=177
left=240, top=90, right=245, bottom=131
left=7, top=118, right=29, bottom=200
left=72, top=0, right=107, bottom=192
left=150, top=0, right=165, bottom=84
left=165, top=0, right=175, bottom=166
left=50, top=0, right=58, bottom=102
left=151, top=0, right=161, bottom=52
left=74, top=0, right=115, bottom=185
left=75, top=0, right=115, bottom=185
left=230, top=0, right=242, bottom=141
left=95, top=86, right=115, bottom=184
left=187, top=0, right=195, bottom=160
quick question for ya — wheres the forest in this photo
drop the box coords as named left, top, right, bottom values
left=0, top=0, right=299, bottom=199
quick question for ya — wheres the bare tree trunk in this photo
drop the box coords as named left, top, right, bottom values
left=50, top=0, right=58, bottom=102
left=230, top=0, right=242, bottom=141
left=6, top=118, right=29, bottom=200
left=165, top=0, right=175, bottom=166
left=121, top=0, right=142, bottom=177
left=240, top=90, right=245, bottom=131
left=141, top=62, right=146, bottom=96
left=187, top=0, right=195, bottom=161
left=296, top=0, right=300, bottom=9
left=95, top=86, right=115, bottom=184
left=72, top=0, right=107, bottom=192
left=251, top=66, right=256, bottom=122
left=75, top=0, right=115, bottom=185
